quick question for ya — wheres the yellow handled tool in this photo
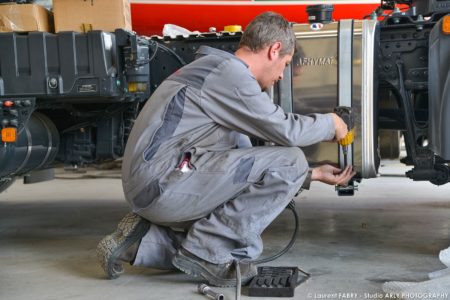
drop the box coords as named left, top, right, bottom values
left=334, top=106, right=355, bottom=167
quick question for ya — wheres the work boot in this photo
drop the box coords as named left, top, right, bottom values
left=172, top=248, right=258, bottom=287
left=96, top=212, right=151, bottom=279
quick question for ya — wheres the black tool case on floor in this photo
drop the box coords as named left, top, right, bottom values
left=248, top=266, right=309, bottom=297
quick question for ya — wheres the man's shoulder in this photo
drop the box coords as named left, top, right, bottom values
left=195, top=46, right=247, bottom=70
left=197, top=48, right=252, bottom=86
left=195, top=46, right=242, bottom=62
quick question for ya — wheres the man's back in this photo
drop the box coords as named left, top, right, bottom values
left=122, top=46, right=255, bottom=204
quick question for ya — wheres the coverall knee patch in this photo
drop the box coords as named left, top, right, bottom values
left=132, top=179, right=161, bottom=209
left=233, top=157, right=255, bottom=184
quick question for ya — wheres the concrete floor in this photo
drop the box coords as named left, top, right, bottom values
left=1, top=161, right=450, bottom=300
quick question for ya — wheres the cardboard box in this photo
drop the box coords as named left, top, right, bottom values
left=0, top=3, right=51, bottom=32
left=53, top=0, right=132, bottom=33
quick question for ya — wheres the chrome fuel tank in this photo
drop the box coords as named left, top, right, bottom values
left=277, top=20, right=379, bottom=179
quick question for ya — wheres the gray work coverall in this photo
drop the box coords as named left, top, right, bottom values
left=122, top=46, right=335, bottom=268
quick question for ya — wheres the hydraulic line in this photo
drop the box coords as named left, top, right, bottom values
left=232, top=199, right=310, bottom=300
left=253, top=200, right=299, bottom=264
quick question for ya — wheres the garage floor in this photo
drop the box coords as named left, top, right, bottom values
left=1, top=161, right=450, bottom=300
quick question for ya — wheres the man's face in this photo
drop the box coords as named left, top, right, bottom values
left=260, top=50, right=293, bottom=91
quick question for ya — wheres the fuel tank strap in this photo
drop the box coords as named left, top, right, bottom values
left=338, top=19, right=354, bottom=169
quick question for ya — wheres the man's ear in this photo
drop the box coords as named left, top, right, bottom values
left=268, top=42, right=282, bottom=60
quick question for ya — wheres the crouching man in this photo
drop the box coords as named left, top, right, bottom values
left=97, top=11, right=355, bottom=287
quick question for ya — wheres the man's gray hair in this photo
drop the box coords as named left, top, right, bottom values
left=239, top=12, right=295, bottom=56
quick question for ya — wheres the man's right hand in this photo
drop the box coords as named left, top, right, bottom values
left=330, top=113, right=348, bottom=141
left=311, top=165, right=356, bottom=186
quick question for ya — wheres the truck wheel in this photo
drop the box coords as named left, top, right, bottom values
left=0, top=177, right=16, bottom=193
left=379, top=130, right=401, bottom=159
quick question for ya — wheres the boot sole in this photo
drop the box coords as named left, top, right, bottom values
left=97, top=213, right=151, bottom=279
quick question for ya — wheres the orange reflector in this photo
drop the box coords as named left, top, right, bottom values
left=4, top=100, right=13, bottom=107
left=1, top=127, right=17, bottom=143
left=443, top=16, right=450, bottom=35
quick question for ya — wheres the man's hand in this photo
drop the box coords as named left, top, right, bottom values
left=330, top=113, right=348, bottom=141
left=311, top=165, right=356, bottom=186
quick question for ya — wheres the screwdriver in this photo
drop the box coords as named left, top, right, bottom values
left=333, top=106, right=355, bottom=167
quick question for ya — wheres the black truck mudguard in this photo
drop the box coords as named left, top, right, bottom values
left=428, top=16, right=450, bottom=160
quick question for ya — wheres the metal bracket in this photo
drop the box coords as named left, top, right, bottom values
left=335, top=180, right=359, bottom=196
left=338, top=19, right=354, bottom=171
left=23, top=168, right=55, bottom=184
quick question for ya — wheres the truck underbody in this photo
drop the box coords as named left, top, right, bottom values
left=0, top=0, right=449, bottom=193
